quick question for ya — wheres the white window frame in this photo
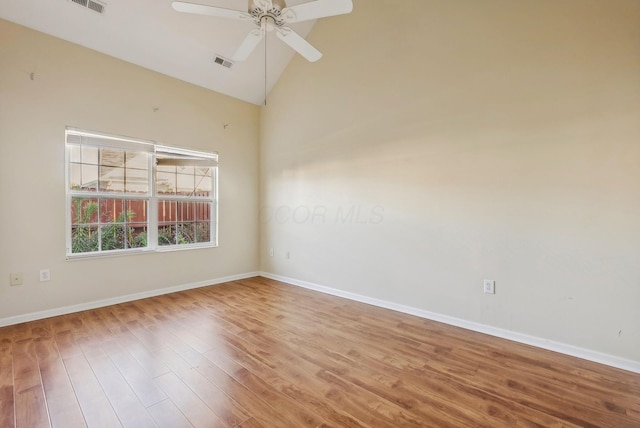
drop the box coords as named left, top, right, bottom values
left=65, top=128, right=218, bottom=259
left=154, top=144, right=218, bottom=251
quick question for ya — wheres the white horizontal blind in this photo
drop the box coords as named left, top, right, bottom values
left=66, top=128, right=155, bottom=152
left=156, top=145, right=218, bottom=167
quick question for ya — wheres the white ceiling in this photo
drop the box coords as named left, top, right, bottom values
left=0, top=0, right=318, bottom=105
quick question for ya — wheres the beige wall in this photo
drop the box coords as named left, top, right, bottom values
left=0, top=19, right=260, bottom=319
left=260, top=0, right=640, bottom=362
left=1, top=0, right=639, bottom=366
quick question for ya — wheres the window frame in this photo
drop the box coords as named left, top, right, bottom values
left=65, top=128, right=218, bottom=259
left=154, top=145, right=219, bottom=251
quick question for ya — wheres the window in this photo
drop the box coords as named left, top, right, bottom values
left=155, top=146, right=216, bottom=247
left=66, top=128, right=218, bottom=258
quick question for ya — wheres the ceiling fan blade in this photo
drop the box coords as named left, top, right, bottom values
left=276, top=27, right=322, bottom=62
left=253, top=0, right=273, bottom=10
left=171, top=1, right=251, bottom=21
left=232, top=28, right=265, bottom=61
left=281, top=0, right=353, bottom=24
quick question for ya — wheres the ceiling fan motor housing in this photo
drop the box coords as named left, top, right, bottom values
left=251, top=0, right=288, bottom=28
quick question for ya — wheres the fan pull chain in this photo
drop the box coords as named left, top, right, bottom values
left=264, top=17, right=268, bottom=106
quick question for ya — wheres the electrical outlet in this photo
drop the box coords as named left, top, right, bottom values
left=10, top=272, right=23, bottom=286
left=285, top=251, right=290, bottom=259
left=40, top=269, right=51, bottom=282
left=483, top=279, right=495, bottom=294
left=269, top=248, right=274, bottom=257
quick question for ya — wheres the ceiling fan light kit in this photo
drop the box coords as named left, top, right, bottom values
left=171, top=0, right=353, bottom=62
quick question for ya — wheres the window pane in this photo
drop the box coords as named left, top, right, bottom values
left=100, top=199, right=125, bottom=223
left=177, top=223, right=195, bottom=244
left=195, top=222, right=210, bottom=242
left=79, top=164, right=98, bottom=191
left=100, top=148, right=125, bottom=167
left=158, top=201, right=176, bottom=224
left=156, top=171, right=176, bottom=195
left=177, top=173, right=195, bottom=196
left=178, top=165, right=195, bottom=175
left=126, top=151, right=148, bottom=170
left=126, top=200, right=147, bottom=223
left=81, top=166, right=99, bottom=191
left=70, top=145, right=81, bottom=163
left=195, top=202, right=210, bottom=221
left=128, top=224, right=148, bottom=248
left=194, top=174, right=211, bottom=197
left=72, top=226, right=99, bottom=253
left=126, top=171, right=149, bottom=193
left=158, top=225, right=176, bottom=246
left=99, top=166, right=125, bottom=192
left=126, top=151, right=150, bottom=194
left=71, top=198, right=98, bottom=225
left=70, top=163, right=82, bottom=190
left=82, top=146, right=99, bottom=165
left=195, top=167, right=211, bottom=177
left=177, top=201, right=195, bottom=222
left=101, top=224, right=125, bottom=251
left=125, top=168, right=149, bottom=193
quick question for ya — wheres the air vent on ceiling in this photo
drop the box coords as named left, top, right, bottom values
left=71, top=0, right=105, bottom=14
left=213, top=56, right=234, bottom=69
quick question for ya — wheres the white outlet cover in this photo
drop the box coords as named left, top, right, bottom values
left=484, top=279, right=495, bottom=294
left=10, top=272, right=23, bottom=286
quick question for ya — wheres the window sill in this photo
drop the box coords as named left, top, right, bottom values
left=66, top=243, right=218, bottom=261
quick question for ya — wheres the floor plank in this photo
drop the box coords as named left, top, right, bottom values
left=78, top=338, right=157, bottom=428
left=63, top=354, right=122, bottom=428
left=12, top=339, right=50, bottom=428
left=33, top=335, right=87, bottom=428
left=147, top=398, right=193, bottom=428
left=99, top=337, right=167, bottom=408
left=155, top=372, right=227, bottom=428
left=0, top=276, right=638, bottom=427
left=0, top=337, right=15, bottom=428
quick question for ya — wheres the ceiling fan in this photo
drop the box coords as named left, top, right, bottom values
left=171, top=0, right=353, bottom=62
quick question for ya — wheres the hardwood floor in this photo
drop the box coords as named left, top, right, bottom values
left=0, top=276, right=638, bottom=427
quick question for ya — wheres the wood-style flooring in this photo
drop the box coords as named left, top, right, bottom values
left=0, top=276, right=638, bottom=427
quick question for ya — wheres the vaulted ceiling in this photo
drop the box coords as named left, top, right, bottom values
left=0, top=0, right=322, bottom=105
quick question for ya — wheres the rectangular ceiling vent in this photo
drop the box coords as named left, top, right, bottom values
left=70, top=0, right=106, bottom=14
left=214, top=56, right=234, bottom=69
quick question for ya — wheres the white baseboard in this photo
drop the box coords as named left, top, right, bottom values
left=0, top=271, right=260, bottom=328
left=260, top=271, right=640, bottom=374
